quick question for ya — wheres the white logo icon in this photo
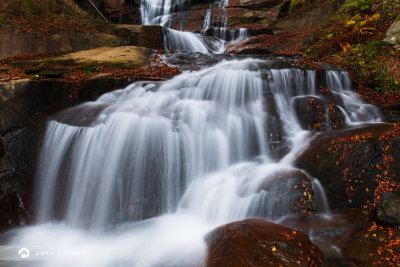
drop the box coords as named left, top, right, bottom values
left=18, top=248, right=30, bottom=259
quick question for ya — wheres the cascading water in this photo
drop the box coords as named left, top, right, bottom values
left=200, top=0, right=248, bottom=42
left=141, top=0, right=248, bottom=52
left=7, top=58, right=381, bottom=266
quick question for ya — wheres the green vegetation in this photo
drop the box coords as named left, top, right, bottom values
left=340, top=40, right=400, bottom=92
left=343, top=0, right=374, bottom=12
left=299, top=0, right=400, bottom=94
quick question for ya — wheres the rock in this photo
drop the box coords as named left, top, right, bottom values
left=272, top=6, right=334, bottom=34
left=237, top=169, right=318, bottom=218
left=295, top=123, right=400, bottom=210
left=0, top=79, right=31, bottom=103
left=206, top=218, right=324, bottom=266
left=229, top=0, right=284, bottom=10
left=38, top=69, right=66, bottom=79
left=99, top=0, right=141, bottom=24
left=0, top=139, right=5, bottom=157
left=294, top=97, right=345, bottom=131
left=0, top=26, right=126, bottom=59
left=279, top=210, right=400, bottom=266
left=294, top=97, right=327, bottom=131
left=383, top=20, right=400, bottom=50
left=55, top=46, right=153, bottom=68
left=327, top=103, right=345, bottom=129
left=168, top=6, right=275, bottom=33
left=247, top=28, right=274, bottom=36
left=113, top=25, right=164, bottom=49
left=0, top=77, right=142, bottom=231
left=0, top=172, right=30, bottom=232
left=380, top=104, right=400, bottom=123
left=375, top=191, right=400, bottom=225
left=255, top=170, right=319, bottom=217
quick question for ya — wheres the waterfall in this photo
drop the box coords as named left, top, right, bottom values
left=7, top=58, right=381, bottom=266
left=163, top=28, right=210, bottom=53
left=140, top=0, right=248, bottom=52
left=141, top=0, right=210, bottom=52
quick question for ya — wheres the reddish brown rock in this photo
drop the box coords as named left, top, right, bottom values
left=295, top=123, right=400, bottom=210
left=206, top=218, right=324, bottom=267
left=168, top=5, right=279, bottom=34
left=279, top=210, right=400, bottom=266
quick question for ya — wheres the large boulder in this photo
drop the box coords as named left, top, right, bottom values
left=375, top=191, right=400, bottom=225
left=384, top=19, right=400, bottom=50
left=55, top=46, right=154, bottom=67
left=206, top=218, right=324, bottom=266
left=295, top=123, right=400, bottom=210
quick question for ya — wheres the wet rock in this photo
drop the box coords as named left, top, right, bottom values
left=0, top=172, right=30, bottom=232
left=245, top=170, right=320, bottom=217
left=375, top=191, right=400, bottom=225
left=0, top=75, right=147, bottom=231
left=294, top=97, right=345, bottom=131
left=295, top=123, right=400, bottom=210
left=294, top=96, right=326, bottom=131
left=168, top=6, right=273, bottom=33
left=383, top=20, right=400, bottom=50
left=206, top=218, right=324, bottom=266
left=327, top=103, right=345, bottom=129
left=225, top=43, right=273, bottom=54
left=279, top=210, right=400, bottom=266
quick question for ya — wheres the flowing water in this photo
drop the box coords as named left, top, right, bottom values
left=3, top=0, right=383, bottom=265
left=141, top=0, right=247, bottom=53
left=6, top=57, right=382, bottom=266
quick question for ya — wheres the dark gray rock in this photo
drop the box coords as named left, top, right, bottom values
left=375, top=191, right=400, bottom=225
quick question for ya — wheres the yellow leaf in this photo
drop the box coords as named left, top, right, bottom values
left=347, top=20, right=356, bottom=26
left=371, top=13, right=380, bottom=20
left=340, top=42, right=351, bottom=53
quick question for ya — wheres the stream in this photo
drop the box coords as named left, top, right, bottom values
left=2, top=0, right=386, bottom=266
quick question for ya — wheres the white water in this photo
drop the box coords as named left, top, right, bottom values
left=141, top=0, right=248, bottom=52
left=7, top=59, right=381, bottom=266
left=141, top=0, right=211, bottom=52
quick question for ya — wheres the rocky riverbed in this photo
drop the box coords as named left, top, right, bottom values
left=0, top=0, right=399, bottom=266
